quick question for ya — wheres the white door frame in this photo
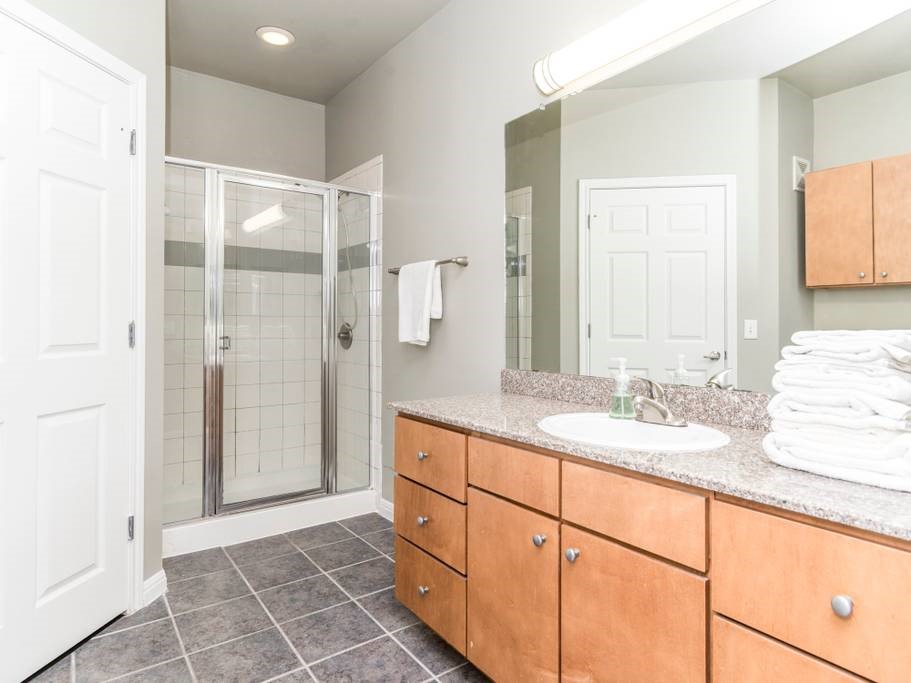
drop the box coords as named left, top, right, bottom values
left=578, top=175, right=737, bottom=380
left=1, top=0, right=148, bottom=611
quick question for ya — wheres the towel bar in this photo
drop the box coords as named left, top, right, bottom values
left=387, top=256, right=469, bottom=275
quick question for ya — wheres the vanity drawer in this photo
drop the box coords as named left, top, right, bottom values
left=713, top=502, right=911, bottom=681
left=395, top=536, right=466, bottom=655
left=561, top=461, right=707, bottom=571
left=713, top=616, right=862, bottom=682
left=395, top=416, right=467, bottom=502
left=394, top=475, right=466, bottom=573
left=468, top=436, right=560, bottom=515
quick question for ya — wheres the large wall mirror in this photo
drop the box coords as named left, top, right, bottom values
left=504, top=7, right=911, bottom=393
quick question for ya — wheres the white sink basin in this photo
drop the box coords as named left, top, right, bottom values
left=537, top=412, right=730, bottom=452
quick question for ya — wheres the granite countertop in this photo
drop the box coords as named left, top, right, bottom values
left=389, top=392, right=911, bottom=543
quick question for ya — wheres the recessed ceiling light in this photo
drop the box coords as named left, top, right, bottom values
left=256, top=26, right=295, bottom=47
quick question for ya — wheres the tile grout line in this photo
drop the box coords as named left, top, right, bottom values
left=300, top=544, right=442, bottom=682
left=102, top=655, right=188, bottom=682
left=223, top=548, right=316, bottom=681
left=163, top=595, right=199, bottom=683
left=92, top=614, right=173, bottom=640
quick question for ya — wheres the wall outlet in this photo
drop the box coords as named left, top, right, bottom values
left=743, top=319, right=758, bottom=340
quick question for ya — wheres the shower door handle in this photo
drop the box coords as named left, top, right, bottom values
left=218, top=335, right=231, bottom=351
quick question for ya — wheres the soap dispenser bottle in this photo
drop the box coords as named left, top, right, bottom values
left=670, top=354, right=690, bottom=385
left=609, top=357, right=636, bottom=419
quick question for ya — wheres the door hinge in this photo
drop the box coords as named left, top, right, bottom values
left=128, top=321, right=136, bottom=348
left=127, top=515, right=135, bottom=541
left=587, top=323, right=591, bottom=338
left=129, top=129, right=137, bottom=156
left=587, top=214, right=592, bottom=230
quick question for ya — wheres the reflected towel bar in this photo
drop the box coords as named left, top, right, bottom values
left=387, top=256, right=469, bottom=275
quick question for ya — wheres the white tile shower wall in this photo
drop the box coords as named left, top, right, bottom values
left=506, top=187, right=532, bottom=371
left=164, top=163, right=206, bottom=523
left=332, top=157, right=383, bottom=500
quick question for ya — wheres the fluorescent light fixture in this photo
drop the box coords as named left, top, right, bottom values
left=242, top=203, right=290, bottom=234
left=256, top=26, right=295, bottom=46
left=533, top=0, right=772, bottom=97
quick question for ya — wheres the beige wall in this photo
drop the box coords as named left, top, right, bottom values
left=167, top=67, right=326, bottom=180
left=326, top=0, right=641, bottom=502
left=28, top=0, right=166, bottom=580
left=812, top=69, right=911, bottom=330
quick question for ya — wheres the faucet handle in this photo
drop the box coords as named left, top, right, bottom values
left=635, top=377, right=666, bottom=402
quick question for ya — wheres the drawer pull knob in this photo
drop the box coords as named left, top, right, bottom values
left=565, top=548, right=581, bottom=563
left=418, top=585, right=430, bottom=596
left=532, top=534, right=547, bottom=547
left=416, top=515, right=430, bottom=527
left=882, top=271, right=889, bottom=278
left=416, top=450, right=429, bottom=461
left=831, top=594, right=854, bottom=619
left=858, top=272, right=866, bottom=279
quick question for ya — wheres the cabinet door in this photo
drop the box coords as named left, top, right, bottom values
left=561, top=525, right=706, bottom=682
left=467, top=487, right=559, bottom=682
left=873, top=153, right=911, bottom=284
left=805, top=161, right=873, bottom=287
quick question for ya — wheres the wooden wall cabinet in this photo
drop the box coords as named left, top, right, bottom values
left=805, top=152, right=911, bottom=287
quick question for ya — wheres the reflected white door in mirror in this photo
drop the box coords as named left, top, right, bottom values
left=580, top=176, right=735, bottom=386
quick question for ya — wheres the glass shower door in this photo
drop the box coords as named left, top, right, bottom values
left=215, top=176, right=328, bottom=511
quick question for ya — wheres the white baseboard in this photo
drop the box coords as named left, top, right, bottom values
left=142, top=570, right=167, bottom=606
left=377, top=497, right=393, bottom=521
left=162, top=489, right=378, bottom=558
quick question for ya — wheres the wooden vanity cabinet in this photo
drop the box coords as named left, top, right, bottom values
left=805, top=151, right=911, bottom=287
left=466, top=487, right=560, bottom=682
left=561, top=524, right=707, bottom=682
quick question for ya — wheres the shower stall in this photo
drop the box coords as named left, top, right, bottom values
left=163, top=158, right=377, bottom=523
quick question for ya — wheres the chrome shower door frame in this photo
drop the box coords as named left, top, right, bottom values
left=203, top=171, right=337, bottom=516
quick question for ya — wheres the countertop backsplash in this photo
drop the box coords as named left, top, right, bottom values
left=500, top=369, right=771, bottom=432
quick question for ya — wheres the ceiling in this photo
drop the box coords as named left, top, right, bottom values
left=166, top=0, right=450, bottom=104
left=771, top=10, right=911, bottom=98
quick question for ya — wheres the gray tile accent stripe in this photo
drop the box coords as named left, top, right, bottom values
left=164, top=240, right=372, bottom=275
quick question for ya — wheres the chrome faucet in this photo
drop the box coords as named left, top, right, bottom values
left=633, top=378, right=687, bottom=427
left=706, top=368, right=735, bottom=390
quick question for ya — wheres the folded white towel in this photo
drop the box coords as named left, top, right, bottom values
left=770, top=418, right=908, bottom=449
left=791, top=329, right=911, bottom=352
left=782, top=338, right=911, bottom=368
left=768, top=390, right=911, bottom=425
left=397, top=260, right=442, bottom=346
left=771, top=371, right=911, bottom=403
left=763, top=433, right=911, bottom=492
left=774, top=358, right=911, bottom=379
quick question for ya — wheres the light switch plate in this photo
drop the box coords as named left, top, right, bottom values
left=743, top=319, right=758, bottom=340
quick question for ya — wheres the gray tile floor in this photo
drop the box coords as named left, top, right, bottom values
left=29, top=513, right=489, bottom=683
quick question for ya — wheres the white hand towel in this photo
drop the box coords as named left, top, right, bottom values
left=763, top=433, right=911, bottom=492
left=771, top=371, right=911, bottom=403
left=768, top=389, right=911, bottom=424
left=398, top=260, right=442, bottom=346
left=791, top=329, right=911, bottom=352
left=782, top=332, right=911, bottom=367
left=774, top=358, right=911, bottom=379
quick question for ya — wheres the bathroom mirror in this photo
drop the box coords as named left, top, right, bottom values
left=504, top=8, right=911, bottom=392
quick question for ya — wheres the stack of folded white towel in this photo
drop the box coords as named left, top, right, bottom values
left=763, top=330, right=911, bottom=492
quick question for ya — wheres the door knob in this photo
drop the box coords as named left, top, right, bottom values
left=565, top=548, right=581, bottom=563
left=416, top=450, right=429, bottom=461
left=532, top=534, right=547, bottom=547
left=416, top=515, right=429, bottom=527
left=703, top=351, right=721, bottom=361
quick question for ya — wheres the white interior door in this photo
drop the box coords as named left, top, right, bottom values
left=0, top=12, right=135, bottom=681
left=583, top=181, right=729, bottom=385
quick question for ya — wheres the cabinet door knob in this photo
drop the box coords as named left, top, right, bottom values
left=416, top=515, right=429, bottom=527
left=858, top=272, right=866, bottom=279
left=831, top=594, right=854, bottom=618
left=416, top=450, right=429, bottom=461
left=418, top=585, right=430, bottom=596
left=565, top=547, right=581, bottom=563
left=881, top=271, right=888, bottom=278
left=531, top=534, right=547, bottom=547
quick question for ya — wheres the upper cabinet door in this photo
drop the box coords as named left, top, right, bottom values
left=805, top=161, right=873, bottom=287
left=873, top=153, right=911, bottom=285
